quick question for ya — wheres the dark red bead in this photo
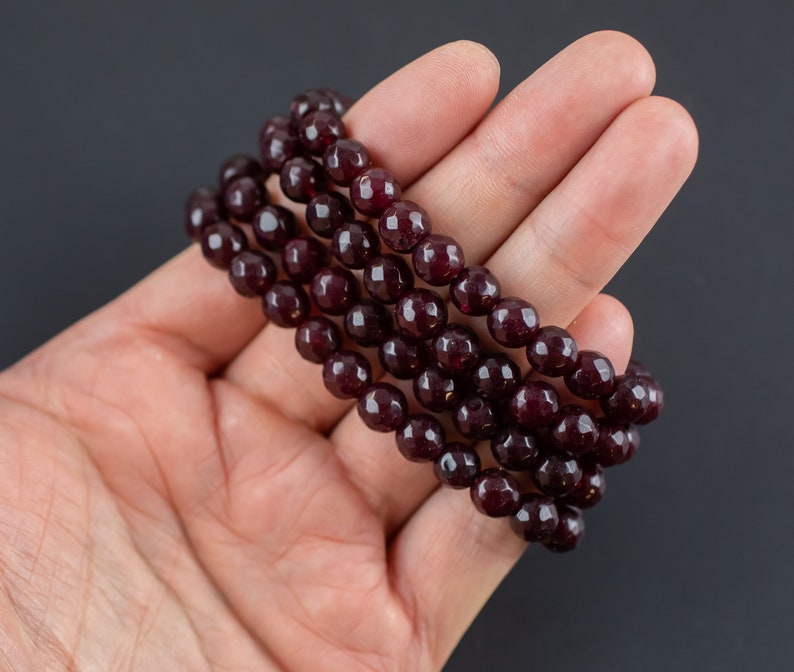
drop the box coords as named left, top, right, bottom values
left=201, top=222, right=247, bottom=269
left=298, top=110, right=347, bottom=155
left=635, top=376, right=664, bottom=424
left=600, top=375, right=651, bottom=423
left=280, top=157, right=326, bottom=203
left=527, top=326, right=579, bottom=376
left=490, top=425, right=539, bottom=471
left=291, top=89, right=335, bottom=123
left=564, top=350, right=616, bottom=399
left=510, top=380, right=560, bottom=429
left=306, top=192, right=354, bottom=238
left=563, top=465, right=606, bottom=509
left=378, top=333, right=427, bottom=379
left=378, top=201, right=431, bottom=252
left=454, top=394, right=499, bottom=440
left=396, top=413, right=446, bottom=462
left=259, top=115, right=293, bottom=139
left=364, top=254, right=414, bottom=304
left=432, top=324, right=480, bottom=374
left=509, top=496, right=560, bottom=542
left=224, top=175, right=267, bottom=221
left=356, top=383, right=408, bottom=432
left=322, top=350, right=372, bottom=399
left=294, top=316, right=341, bottom=364
left=626, top=358, right=651, bottom=377
left=262, top=281, right=310, bottom=328
left=252, top=205, right=298, bottom=251
left=185, top=186, right=223, bottom=241
left=332, top=220, right=381, bottom=269
left=281, top=236, right=328, bottom=283
left=323, top=139, right=372, bottom=187
left=310, top=266, right=360, bottom=315
left=395, top=288, right=448, bottom=339
left=532, top=452, right=583, bottom=496
left=487, top=297, right=539, bottom=348
left=623, top=426, right=641, bottom=463
left=470, top=469, right=521, bottom=517
left=412, top=234, right=465, bottom=286
left=543, top=506, right=585, bottom=553
left=591, top=420, right=635, bottom=467
left=319, top=88, right=353, bottom=117
left=350, top=168, right=402, bottom=217
left=450, top=266, right=501, bottom=316
left=259, top=127, right=301, bottom=171
left=471, top=353, right=521, bottom=400
left=414, top=366, right=461, bottom=412
left=550, top=405, right=600, bottom=456
left=433, top=443, right=481, bottom=489
left=344, top=300, right=392, bottom=347
left=218, top=154, right=266, bottom=189
left=228, top=250, right=276, bottom=297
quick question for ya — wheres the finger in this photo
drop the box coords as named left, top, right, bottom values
left=224, top=41, right=501, bottom=431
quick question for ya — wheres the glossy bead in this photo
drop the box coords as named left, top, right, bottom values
left=635, top=376, right=664, bottom=424
left=591, top=420, right=635, bottom=467
left=433, top=443, right=481, bottom=489
left=395, top=289, right=448, bottom=339
left=414, top=366, right=461, bottom=412
left=344, top=300, right=392, bottom=347
left=378, top=201, right=431, bottom=252
left=320, top=88, right=353, bottom=117
left=487, top=297, right=539, bottom=348
left=623, top=426, right=641, bottom=463
left=322, top=350, right=372, bottom=399
left=298, top=110, right=347, bottom=155
left=218, top=154, right=266, bottom=189
left=185, top=186, right=223, bottom=241
left=228, top=250, right=276, bottom=297
left=564, top=350, right=616, bottom=399
left=306, top=192, right=354, bottom=238
left=471, top=353, right=521, bottom=400
left=262, top=281, right=310, bottom=328
left=509, top=380, right=560, bottom=429
left=294, top=316, right=341, bottom=364
left=281, top=236, right=328, bottom=283
left=350, top=168, right=402, bottom=217
left=527, top=326, right=579, bottom=376
left=626, top=358, right=651, bottom=377
left=490, top=424, right=539, bottom=471
left=252, top=205, right=298, bottom=252
left=509, top=496, right=560, bottom=542
left=259, top=127, right=301, bottom=171
left=332, top=220, right=381, bottom=269
left=600, top=375, right=651, bottom=423
left=201, top=222, right=247, bottom=269
left=280, top=157, right=327, bottom=203
left=563, top=465, right=606, bottom=509
left=323, top=139, right=372, bottom=186
left=396, top=414, right=446, bottom=462
left=290, top=89, right=335, bottom=122
left=310, top=266, right=360, bottom=315
left=363, top=254, right=414, bottom=304
left=412, top=234, right=465, bottom=286
left=532, top=452, right=583, bottom=496
left=432, top=324, right=480, bottom=374
left=470, top=469, right=521, bottom=517
left=450, top=266, right=501, bottom=316
left=378, top=333, right=427, bottom=379
left=550, top=405, right=600, bottom=456
left=259, top=115, right=293, bottom=139
left=543, top=506, right=585, bottom=553
left=454, top=394, right=499, bottom=440
left=356, top=383, right=408, bottom=432
left=224, top=175, right=267, bottom=221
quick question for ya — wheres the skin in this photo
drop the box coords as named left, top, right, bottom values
left=0, top=32, right=697, bottom=671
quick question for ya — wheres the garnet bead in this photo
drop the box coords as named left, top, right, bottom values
left=280, top=236, right=327, bottom=283
left=414, top=366, right=461, bottom=412
left=350, top=168, right=402, bottom=217
left=332, top=220, right=381, bottom=269
left=395, top=289, right=448, bottom=340
left=470, top=469, right=521, bottom=517
left=600, top=375, right=651, bottom=423
left=471, top=353, right=521, bottom=400
left=298, top=110, right=347, bottom=155
left=487, top=297, right=539, bottom=348
left=454, top=394, right=499, bottom=440
left=323, top=139, right=372, bottom=186
left=224, top=175, right=267, bottom=221
left=218, top=154, right=266, bottom=188
left=228, top=250, right=276, bottom=297
left=280, top=157, right=326, bottom=203
left=364, top=254, right=414, bottom=304
left=259, top=115, right=293, bottom=139
left=306, top=192, right=354, bottom=238
left=591, top=420, right=635, bottom=467
left=262, top=281, right=310, bottom=328
left=344, top=300, right=392, bottom=347
left=510, top=380, right=560, bottom=429
left=527, top=326, right=579, bottom=376
left=550, top=405, right=600, bottom=456
left=320, top=88, right=353, bottom=117
left=378, top=201, right=432, bottom=252
left=378, top=333, right=427, bottom=379
left=356, top=383, right=408, bottom=432
left=450, top=266, right=501, bottom=316
left=201, top=222, right=247, bottom=269
left=509, top=496, right=559, bottom=542
left=432, top=324, right=480, bottom=374
left=490, top=424, right=539, bottom=471
left=433, top=443, right=481, bottom=489
left=626, top=358, right=652, bottom=378
left=310, top=266, right=360, bottom=315
left=396, top=414, right=446, bottom=462
left=294, top=316, right=341, bottom=364
left=252, top=205, right=298, bottom=251
left=563, top=465, right=606, bottom=509
left=290, top=89, right=335, bottom=122
left=322, top=350, right=372, bottom=399
left=543, top=506, right=585, bottom=553
left=532, top=452, right=583, bottom=496
left=635, top=376, right=664, bottom=424
left=564, top=350, right=616, bottom=399
left=185, top=186, right=223, bottom=241
left=412, top=234, right=465, bottom=286
left=259, top=127, right=301, bottom=171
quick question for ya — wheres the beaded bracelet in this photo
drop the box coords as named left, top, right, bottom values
left=184, top=88, right=664, bottom=552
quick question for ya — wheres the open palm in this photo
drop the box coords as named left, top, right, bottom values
left=0, top=33, right=696, bottom=671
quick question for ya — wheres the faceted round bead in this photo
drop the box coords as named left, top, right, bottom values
left=472, top=353, right=521, bottom=400
left=532, top=452, right=583, bottom=496
left=378, top=333, right=427, bottom=379
left=543, top=506, right=585, bottom=553
left=396, top=413, right=446, bottom=462
left=332, top=220, right=381, bottom=269
left=224, top=175, right=267, bottom=221
left=356, top=383, right=408, bottom=432
left=378, top=201, right=431, bottom=252
left=185, top=186, right=223, bottom=241
left=218, top=154, right=266, bottom=189
left=550, top=405, right=600, bottom=456
left=280, top=157, right=327, bottom=203
left=310, top=266, right=360, bottom=315
left=470, top=469, right=521, bottom=517
left=259, top=127, right=301, bottom=171
left=395, top=289, right=448, bottom=339
left=432, top=324, right=480, bottom=374
left=635, top=376, right=664, bottom=424
left=564, top=350, right=616, bottom=399
left=527, top=326, right=579, bottom=376
left=364, top=254, right=414, bottom=304
left=320, top=88, right=353, bottom=117
left=262, top=281, right=310, bottom=328
left=509, top=496, right=560, bottom=542
left=509, top=380, right=560, bottom=429
left=298, top=110, right=347, bottom=155
left=281, top=236, right=328, bottom=284
left=259, top=114, right=293, bottom=139
left=453, top=394, right=499, bottom=440
left=306, top=192, right=354, bottom=238
left=251, top=205, right=297, bottom=251
left=412, top=235, right=465, bottom=286
left=433, top=443, right=481, bottom=489
left=344, top=300, right=392, bottom=347
left=563, top=465, right=606, bottom=509
left=623, top=426, right=641, bottom=463
left=487, top=297, right=539, bottom=348
left=350, top=168, right=402, bottom=217
left=450, top=266, right=501, bottom=316
left=294, top=316, right=341, bottom=364
left=490, top=424, right=539, bottom=471
left=228, top=250, right=276, bottom=297
left=323, top=139, right=372, bottom=187
left=626, top=358, right=651, bottom=378
left=414, top=366, right=461, bottom=412
left=591, top=420, right=635, bottom=467
left=322, top=350, right=372, bottom=399
left=290, top=89, right=335, bottom=123
left=201, top=222, right=247, bottom=269
left=600, top=375, right=651, bottom=423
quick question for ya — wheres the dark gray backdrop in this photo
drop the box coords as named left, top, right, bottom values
left=1, top=1, right=792, bottom=670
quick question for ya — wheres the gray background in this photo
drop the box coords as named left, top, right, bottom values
left=1, top=0, right=792, bottom=670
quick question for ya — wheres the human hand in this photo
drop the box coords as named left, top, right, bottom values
left=0, top=32, right=696, bottom=670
